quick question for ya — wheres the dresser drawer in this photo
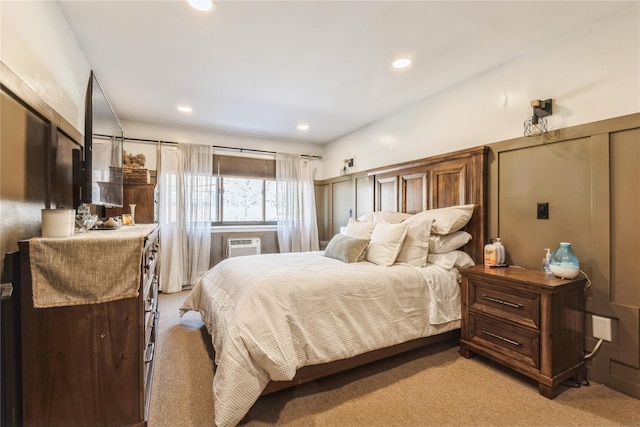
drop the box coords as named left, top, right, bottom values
left=142, top=243, right=158, bottom=289
left=469, top=314, right=540, bottom=369
left=469, top=279, right=540, bottom=329
left=144, top=276, right=158, bottom=341
left=143, top=274, right=158, bottom=421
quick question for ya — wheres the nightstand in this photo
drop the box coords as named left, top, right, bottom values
left=459, top=265, right=586, bottom=398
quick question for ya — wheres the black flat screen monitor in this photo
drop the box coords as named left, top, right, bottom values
left=83, top=70, right=123, bottom=208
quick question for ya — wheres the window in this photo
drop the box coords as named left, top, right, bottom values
left=212, top=155, right=277, bottom=225
left=161, top=153, right=276, bottom=226
left=220, top=177, right=277, bottom=223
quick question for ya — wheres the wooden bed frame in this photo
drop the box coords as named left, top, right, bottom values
left=263, top=145, right=489, bottom=395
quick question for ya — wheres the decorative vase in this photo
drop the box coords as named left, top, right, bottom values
left=549, top=242, right=580, bottom=279
left=129, top=204, right=136, bottom=225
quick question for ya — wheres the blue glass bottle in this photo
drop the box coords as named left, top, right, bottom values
left=549, top=242, right=580, bottom=279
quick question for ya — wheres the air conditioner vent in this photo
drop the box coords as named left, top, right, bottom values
left=227, top=237, right=261, bottom=258
left=229, top=239, right=255, bottom=246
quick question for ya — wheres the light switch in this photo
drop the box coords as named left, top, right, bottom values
left=537, top=202, right=549, bottom=220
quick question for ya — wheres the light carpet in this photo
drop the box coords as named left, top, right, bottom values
left=148, top=290, right=640, bottom=427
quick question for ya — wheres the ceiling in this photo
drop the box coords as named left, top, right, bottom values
left=57, top=1, right=631, bottom=144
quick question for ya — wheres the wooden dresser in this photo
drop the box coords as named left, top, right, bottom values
left=459, top=265, right=586, bottom=398
left=106, top=183, right=157, bottom=224
left=17, top=225, right=159, bottom=426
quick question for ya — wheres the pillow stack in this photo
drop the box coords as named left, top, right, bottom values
left=323, top=205, right=476, bottom=268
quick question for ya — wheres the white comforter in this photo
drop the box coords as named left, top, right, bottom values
left=180, top=252, right=461, bottom=427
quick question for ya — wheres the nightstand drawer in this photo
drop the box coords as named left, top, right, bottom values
left=469, top=280, right=540, bottom=329
left=469, top=314, right=540, bottom=369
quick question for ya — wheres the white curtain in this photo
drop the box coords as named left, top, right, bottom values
left=158, top=143, right=214, bottom=293
left=276, top=153, right=319, bottom=253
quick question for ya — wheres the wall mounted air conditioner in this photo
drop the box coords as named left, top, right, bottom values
left=227, top=237, right=261, bottom=258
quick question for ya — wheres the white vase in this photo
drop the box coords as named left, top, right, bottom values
left=129, top=204, right=136, bottom=225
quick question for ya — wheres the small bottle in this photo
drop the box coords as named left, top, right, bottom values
left=542, top=248, right=552, bottom=274
left=494, top=238, right=505, bottom=265
left=484, top=239, right=497, bottom=266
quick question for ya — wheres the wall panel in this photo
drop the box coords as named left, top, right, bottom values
left=331, top=179, right=352, bottom=235
left=1, top=63, right=81, bottom=281
left=1, top=62, right=82, bottom=426
left=490, top=113, right=640, bottom=400
left=498, top=139, right=592, bottom=269
left=354, top=176, right=371, bottom=218
left=314, top=183, right=330, bottom=243
left=0, top=91, right=49, bottom=270
left=611, top=128, right=640, bottom=306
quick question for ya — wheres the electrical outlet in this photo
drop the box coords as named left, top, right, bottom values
left=592, top=315, right=612, bottom=342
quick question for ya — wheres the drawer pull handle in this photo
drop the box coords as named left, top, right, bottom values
left=481, top=329, right=521, bottom=346
left=144, top=342, right=155, bottom=363
left=481, top=294, right=523, bottom=309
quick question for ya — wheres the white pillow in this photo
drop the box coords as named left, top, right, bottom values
left=366, top=222, right=410, bottom=267
left=396, top=218, right=433, bottom=267
left=412, top=204, right=475, bottom=235
left=427, top=250, right=476, bottom=270
left=357, top=211, right=413, bottom=224
left=343, top=218, right=376, bottom=240
left=429, top=231, right=472, bottom=254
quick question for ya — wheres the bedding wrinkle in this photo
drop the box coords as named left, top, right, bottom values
left=179, top=253, right=462, bottom=427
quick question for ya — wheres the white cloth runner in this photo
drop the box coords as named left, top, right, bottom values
left=29, top=224, right=155, bottom=308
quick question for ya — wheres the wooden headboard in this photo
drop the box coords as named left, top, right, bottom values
left=367, top=146, right=489, bottom=264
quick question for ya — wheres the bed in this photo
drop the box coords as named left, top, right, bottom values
left=180, top=146, right=488, bottom=426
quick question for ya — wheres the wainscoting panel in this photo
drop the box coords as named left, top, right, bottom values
left=490, top=113, right=640, bottom=400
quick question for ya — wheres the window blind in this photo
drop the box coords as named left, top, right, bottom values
left=213, top=154, right=275, bottom=179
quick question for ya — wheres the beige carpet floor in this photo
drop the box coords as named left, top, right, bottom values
left=148, top=291, right=640, bottom=427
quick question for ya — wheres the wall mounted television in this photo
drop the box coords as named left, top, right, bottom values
left=82, top=70, right=124, bottom=212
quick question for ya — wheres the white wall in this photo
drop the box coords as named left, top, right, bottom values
left=0, top=0, right=90, bottom=132
left=121, top=120, right=325, bottom=175
left=320, top=4, right=640, bottom=180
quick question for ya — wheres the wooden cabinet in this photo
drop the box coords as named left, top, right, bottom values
left=106, top=183, right=156, bottom=224
left=17, top=226, right=159, bottom=426
left=459, top=265, right=586, bottom=398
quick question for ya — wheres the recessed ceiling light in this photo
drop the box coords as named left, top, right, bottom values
left=297, top=123, right=310, bottom=131
left=392, top=57, right=412, bottom=69
left=188, top=0, right=215, bottom=12
left=178, top=105, right=193, bottom=113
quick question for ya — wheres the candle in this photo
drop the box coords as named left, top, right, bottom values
left=42, top=209, right=75, bottom=238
